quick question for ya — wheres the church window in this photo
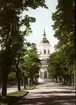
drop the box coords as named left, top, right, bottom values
left=44, top=49, right=46, bottom=54
left=44, top=71, right=47, bottom=79
left=40, top=72, right=42, bottom=78
left=48, top=50, right=50, bottom=54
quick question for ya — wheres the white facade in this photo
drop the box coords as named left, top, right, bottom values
left=39, top=43, right=50, bottom=60
left=38, top=30, right=51, bottom=82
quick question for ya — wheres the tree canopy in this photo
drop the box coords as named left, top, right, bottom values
left=48, top=0, right=75, bottom=85
left=0, top=0, right=47, bottom=96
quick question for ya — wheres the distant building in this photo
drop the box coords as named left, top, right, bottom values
left=38, top=29, right=51, bottom=82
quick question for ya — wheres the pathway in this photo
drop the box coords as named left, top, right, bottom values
left=14, top=81, right=76, bottom=105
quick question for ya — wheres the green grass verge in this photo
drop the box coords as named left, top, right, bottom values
left=22, top=84, right=36, bottom=90
left=73, top=86, right=76, bottom=90
left=26, top=85, right=36, bottom=90
left=1, top=91, right=28, bottom=105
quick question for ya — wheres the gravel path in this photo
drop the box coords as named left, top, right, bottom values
left=14, top=81, right=76, bottom=105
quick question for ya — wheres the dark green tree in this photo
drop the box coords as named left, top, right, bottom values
left=21, top=43, right=41, bottom=86
left=0, top=0, right=47, bottom=96
left=48, top=0, right=75, bottom=85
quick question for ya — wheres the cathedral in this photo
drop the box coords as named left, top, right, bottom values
left=38, top=29, right=51, bottom=82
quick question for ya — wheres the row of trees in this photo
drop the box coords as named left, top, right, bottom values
left=7, top=43, right=41, bottom=90
left=48, top=0, right=75, bottom=85
left=0, top=0, right=47, bottom=96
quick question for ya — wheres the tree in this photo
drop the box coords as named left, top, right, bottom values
left=48, top=0, right=75, bottom=85
left=48, top=51, right=63, bottom=82
left=0, top=50, right=2, bottom=87
left=0, top=0, right=47, bottom=96
left=8, top=72, right=16, bottom=85
left=48, top=50, right=73, bottom=84
left=12, top=42, right=28, bottom=91
left=52, top=0, right=75, bottom=40
left=21, top=43, right=41, bottom=85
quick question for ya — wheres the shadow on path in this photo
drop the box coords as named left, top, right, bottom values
left=14, top=90, right=76, bottom=105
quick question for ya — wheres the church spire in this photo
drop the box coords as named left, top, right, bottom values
left=43, top=28, right=46, bottom=37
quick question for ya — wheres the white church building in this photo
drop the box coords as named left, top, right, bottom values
left=38, top=29, right=51, bottom=82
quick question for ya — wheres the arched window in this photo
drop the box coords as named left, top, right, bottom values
left=44, top=49, right=46, bottom=54
left=48, top=50, right=50, bottom=54
left=44, top=71, right=47, bottom=79
left=40, top=71, right=42, bottom=78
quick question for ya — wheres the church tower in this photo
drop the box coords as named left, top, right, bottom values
left=38, top=29, right=51, bottom=82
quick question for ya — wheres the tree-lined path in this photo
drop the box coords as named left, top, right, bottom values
left=14, top=81, right=75, bottom=105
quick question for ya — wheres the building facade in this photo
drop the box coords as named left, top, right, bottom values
left=38, top=30, right=51, bottom=82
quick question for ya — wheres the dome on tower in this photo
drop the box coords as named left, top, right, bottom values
left=40, top=37, right=49, bottom=44
left=40, top=29, right=50, bottom=44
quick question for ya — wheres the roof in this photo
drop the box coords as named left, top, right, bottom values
left=40, top=37, right=49, bottom=44
left=40, top=29, right=50, bottom=44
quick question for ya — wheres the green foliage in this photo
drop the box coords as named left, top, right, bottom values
left=0, top=0, right=47, bottom=96
left=8, top=72, right=16, bottom=85
left=48, top=0, right=75, bottom=85
left=52, top=0, right=74, bottom=39
left=21, top=43, right=41, bottom=78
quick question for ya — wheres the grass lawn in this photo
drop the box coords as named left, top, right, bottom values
left=1, top=91, right=28, bottom=105
left=73, top=86, right=76, bottom=90
left=26, top=84, right=36, bottom=90
left=1, top=84, right=37, bottom=105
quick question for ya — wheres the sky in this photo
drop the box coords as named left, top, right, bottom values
left=21, top=0, right=58, bottom=53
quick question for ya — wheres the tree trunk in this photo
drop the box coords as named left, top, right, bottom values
left=30, top=77, right=33, bottom=85
left=55, top=76, right=58, bottom=83
left=59, top=76, right=62, bottom=83
left=69, top=76, right=72, bottom=86
left=16, top=67, right=21, bottom=91
left=2, top=73, right=8, bottom=96
left=23, top=76, right=26, bottom=89
left=2, top=81, right=7, bottom=96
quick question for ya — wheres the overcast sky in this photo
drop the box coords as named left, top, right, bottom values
left=21, top=0, right=58, bottom=53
